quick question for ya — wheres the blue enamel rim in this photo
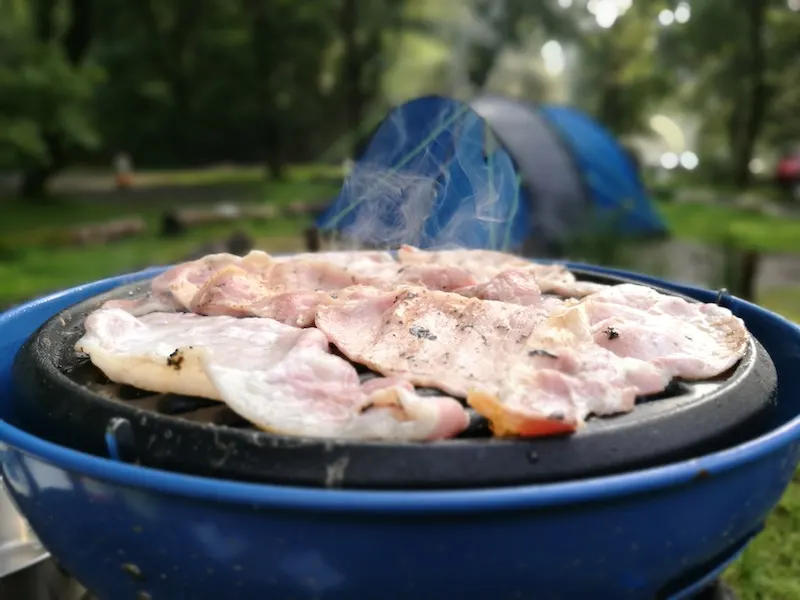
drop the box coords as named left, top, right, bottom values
left=1, top=263, right=799, bottom=515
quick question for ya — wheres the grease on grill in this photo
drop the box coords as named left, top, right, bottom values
left=637, top=379, right=690, bottom=404
left=528, top=349, right=558, bottom=359
left=166, top=348, right=188, bottom=370
left=155, top=394, right=217, bottom=415
left=121, top=563, right=144, bottom=581
left=67, top=340, right=721, bottom=443
left=409, top=325, right=437, bottom=341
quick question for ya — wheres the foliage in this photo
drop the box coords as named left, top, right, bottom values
left=92, top=0, right=343, bottom=170
left=572, top=0, right=672, bottom=136
left=725, top=473, right=800, bottom=600
left=0, top=0, right=102, bottom=171
left=658, top=0, right=800, bottom=185
left=0, top=167, right=340, bottom=305
left=1, top=0, right=800, bottom=192
left=761, top=6, right=800, bottom=148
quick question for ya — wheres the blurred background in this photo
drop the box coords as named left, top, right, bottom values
left=0, top=0, right=799, bottom=595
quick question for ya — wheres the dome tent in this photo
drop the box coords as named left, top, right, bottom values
left=315, top=94, right=668, bottom=255
left=538, top=103, right=660, bottom=236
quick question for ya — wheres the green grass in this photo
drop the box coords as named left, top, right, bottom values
left=0, top=167, right=339, bottom=306
left=0, top=218, right=310, bottom=306
left=726, top=475, right=800, bottom=599
left=51, top=163, right=345, bottom=191
left=756, top=287, right=800, bottom=323
left=1, top=174, right=337, bottom=234
left=657, top=200, right=800, bottom=255
left=126, top=163, right=344, bottom=189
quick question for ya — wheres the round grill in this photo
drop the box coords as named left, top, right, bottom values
left=11, top=269, right=777, bottom=490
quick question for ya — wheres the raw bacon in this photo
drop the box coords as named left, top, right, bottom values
left=82, top=247, right=753, bottom=440
left=316, top=287, right=668, bottom=435
left=76, top=309, right=469, bottom=441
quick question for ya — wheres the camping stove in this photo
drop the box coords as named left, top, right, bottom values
left=0, top=265, right=798, bottom=600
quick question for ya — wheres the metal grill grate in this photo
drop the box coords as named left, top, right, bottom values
left=71, top=351, right=727, bottom=441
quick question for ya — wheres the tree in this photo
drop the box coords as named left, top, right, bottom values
left=573, top=1, right=673, bottom=136
left=0, top=0, right=101, bottom=198
left=128, top=0, right=209, bottom=160
left=464, top=0, right=578, bottom=91
left=243, top=0, right=340, bottom=177
left=659, top=0, right=797, bottom=188
left=336, top=0, right=408, bottom=157
left=90, top=0, right=346, bottom=172
left=759, top=7, right=800, bottom=151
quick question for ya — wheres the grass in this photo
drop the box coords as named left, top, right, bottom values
left=49, top=163, right=344, bottom=191
left=0, top=166, right=339, bottom=306
left=726, top=476, right=800, bottom=600
left=0, top=218, right=310, bottom=306
left=648, top=199, right=800, bottom=600
left=4, top=171, right=798, bottom=306
left=756, top=287, right=800, bottom=323
left=657, top=200, right=800, bottom=255
left=3, top=171, right=800, bottom=597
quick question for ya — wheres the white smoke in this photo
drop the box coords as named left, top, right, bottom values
left=324, top=99, right=524, bottom=254
left=318, top=0, right=528, bottom=255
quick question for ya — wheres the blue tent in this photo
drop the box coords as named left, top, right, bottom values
left=316, top=95, right=667, bottom=255
left=538, top=104, right=665, bottom=239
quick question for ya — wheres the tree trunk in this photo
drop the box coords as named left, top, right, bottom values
left=20, top=133, right=67, bottom=199
left=134, top=0, right=202, bottom=159
left=19, top=0, right=94, bottom=198
left=246, top=0, right=287, bottom=179
left=19, top=166, right=55, bottom=199
left=339, top=0, right=365, bottom=159
left=64, top=0, right=93, bottom=63
left=339, top=1, right=397, bottom=157
left=597, top=82, right=624, bottom=135
left=263, top=118, right=286, bottom=181
left=465, top=0, right=509, bottom=91
left=467, top=44, right=499, bottom=90
left=730, top=0, right=769, bottom=190
left=33, top=0, right=57, bottom=39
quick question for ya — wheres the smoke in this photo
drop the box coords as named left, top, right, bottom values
left=318, top=96, right=527, bottom=253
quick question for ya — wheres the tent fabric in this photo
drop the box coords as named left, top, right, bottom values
left=469, top=95, right=592, bottom=254
left=316, top=95, right=527, bottom=251
left=316, top=94, right=668, bottom=252
left=539, top=104, right=668, bottom=237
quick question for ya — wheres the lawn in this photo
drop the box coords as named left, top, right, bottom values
left=3, top=171, right=800, bottom=598
left=657, top=199, right=800, bottom=255
left=726, top=476, right=800, bottom=600
left=0, top=166, right=340, bottom=307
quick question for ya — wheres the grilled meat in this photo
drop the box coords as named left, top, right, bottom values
left=82, top=246, right=752, bottom=440
left=315, top=287, right=559, bottom=397
left=397, top=245, right=607, bottom=297
left=582, top=284, right=749, bottom=379
left=76, top=308, right=469, bottom=441
left=316, top=286, right=670, bottom=435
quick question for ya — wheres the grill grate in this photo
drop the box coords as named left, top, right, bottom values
left=72, top=350, right=719, bottom=441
